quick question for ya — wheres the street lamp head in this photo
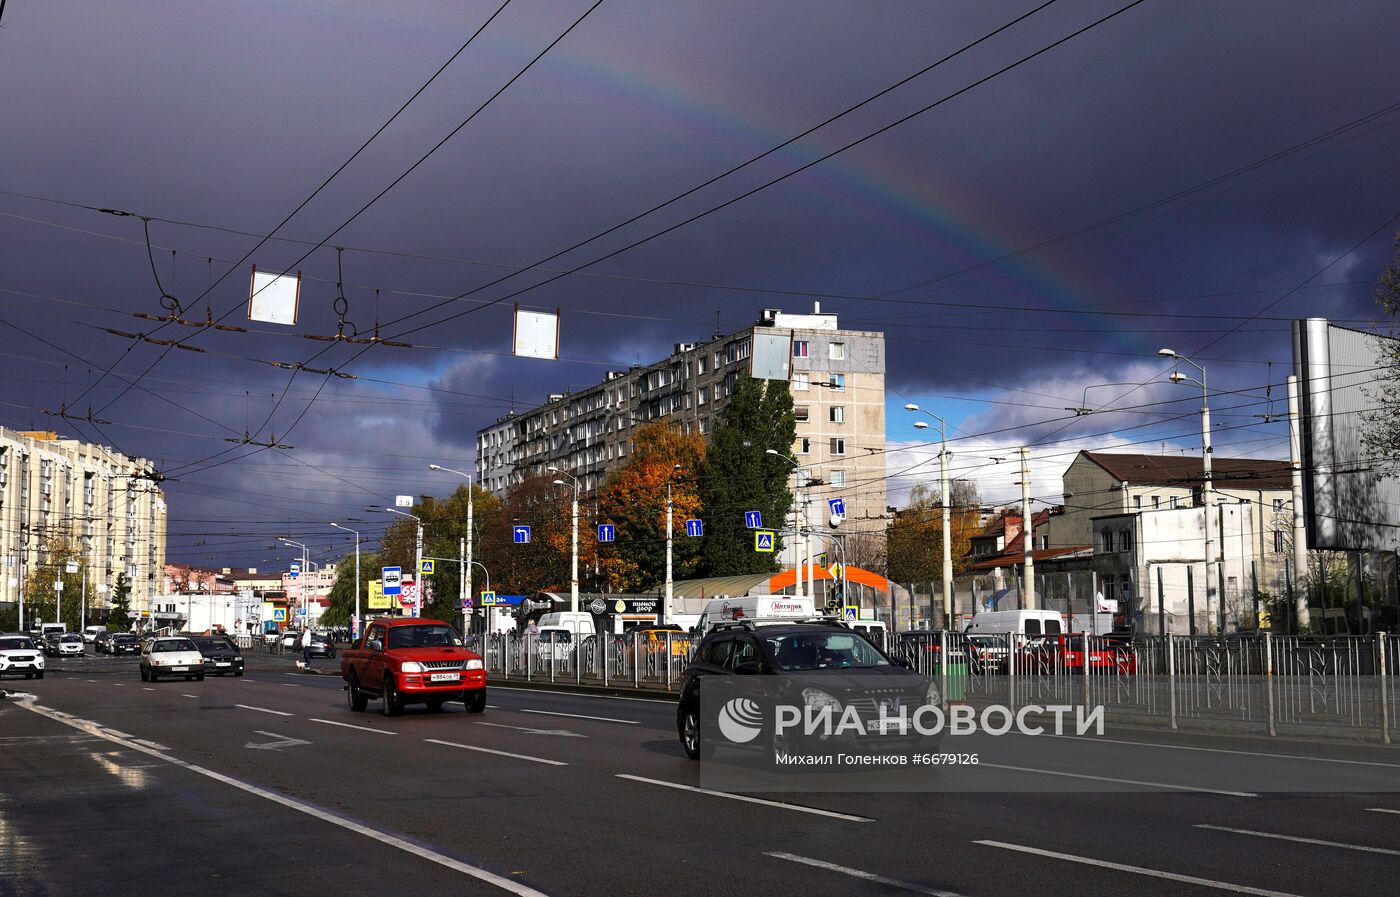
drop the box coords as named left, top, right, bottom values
left=428, top=464, right=442, bottom=471
left=552, top=479, right=566, bottom=486
left=764, top=448, right=780, bottom=457
left=546, top=465, right=560, bottom=473
left=913, top=421, right=930, bottom=430
left=1169, top=371, right=1188, bottom=384
left=1157, top=348, right=1177, bottom=358
left=903, top=403, right=919, bottom=411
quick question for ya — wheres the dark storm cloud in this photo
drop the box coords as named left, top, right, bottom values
left=2, top=0, right=1397, bottom=561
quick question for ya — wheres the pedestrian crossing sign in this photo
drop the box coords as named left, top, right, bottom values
left=420, top=559, right=435, bottom=575
left=843, top=605, right=858, bottom=621
left=754, top=530, right=775, bottom=553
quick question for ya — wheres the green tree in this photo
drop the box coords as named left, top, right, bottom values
left=320, top=550, right=380, bottom=628
left=698, top=373, right=795, bottom=576
left=108, top=573, right=132, bottom=632
left=1363, top=232, right=1400, bottom=467
left=887, top=480, right=981, bottom=582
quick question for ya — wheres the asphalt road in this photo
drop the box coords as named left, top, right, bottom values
left=3, top=656, right=1399, bottom=897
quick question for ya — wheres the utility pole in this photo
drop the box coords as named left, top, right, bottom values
left=1287, top=375, right=1311, bottom=629
left=331, top=523, right=361, bottom=639
left=1161, top=349, right=1215, bottom=634
left=1020, top=446, right=1035, bottom=609
left=459, top=536, right=466, bottom=634
left=907, top=407, right=954, bottom=627
left=428, top=465, right=476, bottom=631
left=665, top=478, right=674, bottom=623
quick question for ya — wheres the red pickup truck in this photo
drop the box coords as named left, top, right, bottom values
left=340, top=618, right=487, bottom=716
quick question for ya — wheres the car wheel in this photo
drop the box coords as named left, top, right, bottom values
left=346, top=674, right=368, bottom=712
left=382, top=676, right=403, bottom=717
left=149, top=669, right=159, bottom=682
left=35, top=671, right=43, bottom=680
left=680, top=704, right=710, bottom=760
left=426, top=698, right=445, bottom=713
left=235, top=670, right=244, bottom=678
left=464, top=689, right=486, bottom=714
left=23, top=672, right=31, bottom=680
left=196, top=674, right=205, bottom=681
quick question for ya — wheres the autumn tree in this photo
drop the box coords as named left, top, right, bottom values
left=1362, top=231, right=1400, bottom=469
left=24, top=530, right=87, bottom=630
left=887, top=480, right=982, bottom=583
left=698, top=373, right=795, bottom=576
left=597, top=422, right=706, bottom=592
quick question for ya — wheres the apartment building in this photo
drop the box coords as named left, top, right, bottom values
left=476, top=306, right=886, bottom=552
left=0, top=428, right=167, bottom=619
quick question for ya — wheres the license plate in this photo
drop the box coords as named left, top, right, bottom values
left=170, top=666, right=188, bottom=672
left=429, top=672, right=459, bottom=682
left=215, top=662, right=231, bottom=667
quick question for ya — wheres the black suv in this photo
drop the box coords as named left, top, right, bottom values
left=186, top=634, right=245, bottom=676
left=676, top=619, right=938, bottom=761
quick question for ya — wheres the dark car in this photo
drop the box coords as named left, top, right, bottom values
left=676, top=620, right=939, bottom=761
left=93, top=630, right=115, bottom=653
left=110, top=633, right=142, bottom=655
left=305, top=631, right=336, bottom=659
left=187, top=634, right=245, bottom=676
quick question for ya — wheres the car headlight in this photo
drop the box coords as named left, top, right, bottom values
left=801, top=687, right=841, bottom=713
left=925, top=680, right=942, bottom=707
left=400, top=662, right=424, bottom=673
left=464, top=659, right=484, bottom=670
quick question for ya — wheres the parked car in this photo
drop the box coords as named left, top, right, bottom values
left=341, top=618, right=486, bottom=716
left=305, top=631, right=336, bottom=658
left=187, top=634, right=245, bottom=676
left=140, top=637, right=205, bottom=682
left=82, top=625, right=107, bottom=644
left=44, top=632, right=84, bottom=657
left=967, top=634, right=1010, bottom=673
left=1020, top=632, right=1137, bottom=674
left=280, top=630, right=301, bottom=651
left=676, top=619, right=938, bottom=761
left=0, top=634, right=45, bottom=679
left=111, top=633, right=141, bottom=655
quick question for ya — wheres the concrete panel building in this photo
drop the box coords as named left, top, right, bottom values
left=476, top=306, right=886, bottom=559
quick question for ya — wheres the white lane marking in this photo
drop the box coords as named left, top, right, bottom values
left=181, top=694, right=198, bottom=698
left=978, top=763, right=1255, bottom=797
left=516, top=708, right=639, bottom=725
left=239, top=678, right=255, bottom=681
left=616, top=774, right=872, bottom=822
left=491, top=685, right=674, bottom=704
left=425, top=738, right=567, bottom=766
left=485, top=705, right=500, bottom=709
left=282, top=683, right=301, bottom=688
left=245, top=731, right=312, bottom=751
left=974, top=841, right=1306, bottom=897
left=133, top=738, right=171, bottom=751
left=1366, top=807, right=1400, bottom=815
left=309, top=718, right=397, bottom=735
left=113, top=683, right=125, bottom=687
left=235, top=704, right=293, bottom=717
left=85, top=679, right=96, bottom=683
left=141, top=687, right=155, bottom=691
left=1042, top=732, right=1400, bottom=769
left=19, top=702, right=553, bottom=897
left=1195, top=824, right=1400, bottom=856
left=477, top=722, right=584, bottom=738
left=766, top=852, right=964, bottom=896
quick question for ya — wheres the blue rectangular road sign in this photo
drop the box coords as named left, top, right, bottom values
left=828, top=497, right=845, bottom=517
left=744, top=510, right=763, bottom=529
left=685, top=518, right=703, bottom=538
left=382, top=566, right=402, bottom=596
left=597, top=524, right=615, bottom=543
left=513, top=525, right=532, bottom=544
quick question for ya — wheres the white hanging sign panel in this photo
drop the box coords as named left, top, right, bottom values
left=248, top=266, right=301, bottom=326
left=512, top=305, right=560, bottom=360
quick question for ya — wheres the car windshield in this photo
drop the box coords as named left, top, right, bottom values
left=540, top=630, right=572, bottom=643
left=387, top=625, right=461, bottom=649
left=152, top=639, right=196, bottom=653
left=0, top=638, right=32, bottom=650
left=763, top=631, right=889, bottom=670
left=191, top=637, right=236, bottom=652
left=115, top=635, right=137, bottom=644
left=61, top=634, right=81, bottom=642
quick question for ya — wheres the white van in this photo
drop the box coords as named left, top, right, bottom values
left=697, top=596, right=814, bottom=634
left=850, top=620, right=888, bottom=648
left=40, top=623, right=67, bottom=640
left=530, top=626, right=576, bottom=662
left=964, top=609, right=1066, bottom=637
left=536, top=612, right=595, bottom=637
left=83, top=625, right=108, bottom=644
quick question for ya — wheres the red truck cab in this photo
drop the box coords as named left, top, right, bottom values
left=340, top=618, right=486, bottom=716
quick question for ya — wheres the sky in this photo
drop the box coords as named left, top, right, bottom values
left=1, top=0, right=1397, bottom=569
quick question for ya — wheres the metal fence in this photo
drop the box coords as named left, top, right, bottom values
left=470, top=629, right=1396, bottom=742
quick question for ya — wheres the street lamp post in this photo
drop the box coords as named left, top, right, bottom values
left=665, top=464, right=683, bottom=624
left=384, top=508, right=423, bottom=617
left=547, top=467, right=580, bottom=613
left=278, top=538, right=309, bottom=630
left=330, top=522, right=360, bottom=639
left=765, top=450, right=818, bottom=602
left=907, top=405, right=955, bottom=627
left=429, top=464, right=476, bottom=634
left=1160, top=348, right=1216, bottom=634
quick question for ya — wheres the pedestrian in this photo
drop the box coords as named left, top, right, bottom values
left=300, top=628, right=312, bottom=667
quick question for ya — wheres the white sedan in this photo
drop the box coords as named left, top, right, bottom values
left=140, top=637, right=206, bottom=682
left=0, top=635, right=45, bottom=679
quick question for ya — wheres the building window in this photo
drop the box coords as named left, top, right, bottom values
left=829, top=469, right=846, bottom=487
left=1117, top=530, right=1132, bottom=552
left=1170, top=496, right=1179, bottom=510
left=828, top=373, right=845, bottom=391
left=793, top=340, right=809, bottom=358
left=829, top=406, right=844, bottom=423
left=1101, top=531, right=1114, bottom=553
left=830, top=438, right=845, bottom=456
left=794, top=406, right=809, bottom=422
left=792, top=372, right=810, bottom=391
left=1273, top=498, right=1284, bottom=513
left=1041, top=535, right=1049, bottom=550
left=829, top=341, right=845, bottom=360
left=1152, top=495, right=1160, bottom=510
left=1133, top=495, right=1142, bottom=509
left=698, top=386, right=709, bottom=406
left=798, top=437, right=811, bottom=454
left=1274, top=530, right=1285, bottom=553
left=697, top=355, right=707, bottom=375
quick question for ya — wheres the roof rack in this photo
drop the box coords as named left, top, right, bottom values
left=710, top=620, right=757, bottom=633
